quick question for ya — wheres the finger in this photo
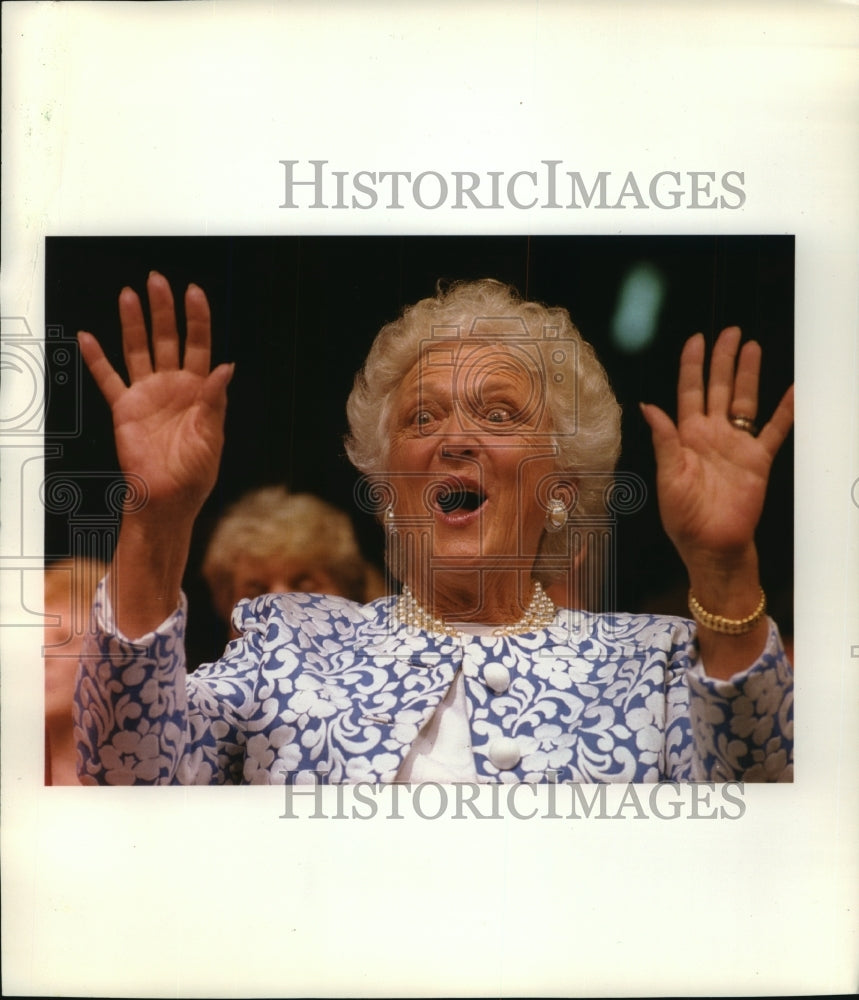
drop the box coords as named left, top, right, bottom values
left=182, top=283, right=212, bottom=376
left=640, top=402, right=682, bottom=470
left=118, top=286, right=153, bottom=381
left=198, top=362, right=235, bottom=423
left=147, top=271, right=180, bottom=370
left=706, top=326, right=742, bottom=416
left=676, top=333, right=706, bottom=424
left=757, top=384, right=794, bottom=458
left=730, top=339, right=761, bottom=422
left=77, top=331, right=127, bottom=408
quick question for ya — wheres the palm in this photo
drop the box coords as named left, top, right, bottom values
left=642, top=327, right=794, bottom=568
left=112, top=370, right=224, bottom=508
left=79, top=274, right=233, bottom=517
left=656, top=412, right=773, bottom=555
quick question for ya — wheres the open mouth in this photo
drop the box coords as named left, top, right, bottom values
left=434, top=482, right=487, bottom=516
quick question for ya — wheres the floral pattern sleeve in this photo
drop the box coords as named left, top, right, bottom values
left=75, top=580, right=265, bottom=785
left=685, top=621, right=793, bottom=781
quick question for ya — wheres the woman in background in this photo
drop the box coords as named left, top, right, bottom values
left=202, top=485, right=386, bottom=635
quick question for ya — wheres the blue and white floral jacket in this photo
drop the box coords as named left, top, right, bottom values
left=75, top=584, right=793, bottom=785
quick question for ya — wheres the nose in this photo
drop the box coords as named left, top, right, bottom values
left=434, top=406, right=487, bottom=460
left=436, top=424, right=484, bottom=461
left=440, top=438, right=480, bottom=461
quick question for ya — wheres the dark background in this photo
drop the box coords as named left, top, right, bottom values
left=45, top=235, right=794, bottom=667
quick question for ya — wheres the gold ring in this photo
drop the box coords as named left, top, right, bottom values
left=729, top=414, right=758, bottom=436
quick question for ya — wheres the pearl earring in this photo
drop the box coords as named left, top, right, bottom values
left=545, top=499, right=568, bottom=532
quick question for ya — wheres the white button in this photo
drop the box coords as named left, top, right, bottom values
left=484, top=662, right=510, bottom=693
left=488, top=737, right=521, bottom=770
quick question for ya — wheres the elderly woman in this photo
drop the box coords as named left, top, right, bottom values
left=75, top=273, right=794, bottom=784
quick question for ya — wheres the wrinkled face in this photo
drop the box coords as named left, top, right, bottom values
left=386, top=342, right=559, bottom=571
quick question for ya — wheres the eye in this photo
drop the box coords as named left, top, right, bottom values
left=480, top=399, right=523, bottom=426
left=408, top=407, right=441, bottom=430
left=485, top=406, right=513, bottom=424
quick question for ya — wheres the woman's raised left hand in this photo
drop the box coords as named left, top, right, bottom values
left=640, top=326, right=794, bottom=577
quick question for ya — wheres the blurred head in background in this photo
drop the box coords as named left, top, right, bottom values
left=202, top=486, right=385, bottom=630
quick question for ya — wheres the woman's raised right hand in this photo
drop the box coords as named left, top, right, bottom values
left=78, top=272, right=234, bottom=523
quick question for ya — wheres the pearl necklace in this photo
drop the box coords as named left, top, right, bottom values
left=395, top=581, right=556, bottom=637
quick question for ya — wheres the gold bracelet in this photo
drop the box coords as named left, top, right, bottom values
left=688, top=587, right=767, bottom=635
